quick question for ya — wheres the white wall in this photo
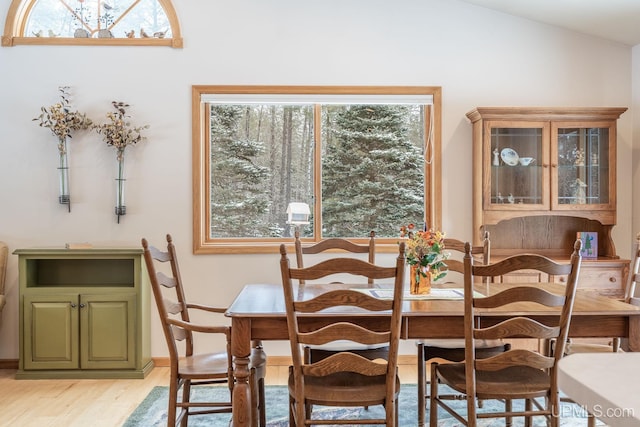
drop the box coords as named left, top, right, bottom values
left=0, top=0, right=634, bottom=359
left=633, top=45, right=640, bottom=245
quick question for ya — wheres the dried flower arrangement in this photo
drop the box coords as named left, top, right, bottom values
left=33, top=86, right=92, bottom=153
left=93, top=101, right=149, bottom=222
left=33, top=86, right=92, bottom=210
left=93, top=101, right=149, bottom=160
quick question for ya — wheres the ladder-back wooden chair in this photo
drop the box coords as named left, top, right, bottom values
left=416, top=232, right=510, bottom=426
left=294, top=230, right=387, bottom=363
left=142, top=234, right=266, bottom=427
left=279, top=242, right=406, bottom=426
left=430, top=239, right=583, bottom=427
left=294, top=229, right=376, bottom=285
left=626, top=232, right=640, bottom=304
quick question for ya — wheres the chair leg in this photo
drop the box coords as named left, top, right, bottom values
left=289, top=394, right=296, bottom=427
left=467, top=394, right=478, bottom=427
left=417, top=342, right=426, bottom=427
left=258, top=376, right=266, bottom=427
left=249, top=368, right=257, bottom=427
left=551, top=390, right=563, bottom=427
left=524, top=399, right=532, bottom=427
left=249, top=341, right=267, bottom=427
left=505, top=399, right=512, bottom=427
left=167, top=380, right=179, bottom=427
left=612, top=337, right=621, bottom=352
left=305, top=402, right=312, bottom=420
left=180, top=379, right=191, bottom=427
left=429, top=362, right=439, bottom=427
left=587, top=413, right=596, bottom=427
left=395, top=396, right=399, bottom=426
left=549, top=403, right=559, bottom=427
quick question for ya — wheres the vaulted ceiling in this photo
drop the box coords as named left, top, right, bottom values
left=458, top=0, right=640, bottom=46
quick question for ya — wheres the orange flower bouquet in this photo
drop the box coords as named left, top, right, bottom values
left=400, top=224, right=449, bottom=293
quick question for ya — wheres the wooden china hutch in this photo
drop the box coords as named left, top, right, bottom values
left=467, top=107, right=629, bottom=297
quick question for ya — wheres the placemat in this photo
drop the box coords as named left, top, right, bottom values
left=355, top=288, right=483, bottom=300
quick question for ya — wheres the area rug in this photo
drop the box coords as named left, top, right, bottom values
left=123, top=384, right=603, bottom=426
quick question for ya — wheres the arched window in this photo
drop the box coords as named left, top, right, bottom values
left=2, top=0, right=182, bottom=47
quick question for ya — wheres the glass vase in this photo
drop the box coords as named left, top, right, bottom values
left=410, top=264, right=431, bottom=295
left=115, top=149, right=126, bottom=223
left=58, top=138, right=70, bottom=212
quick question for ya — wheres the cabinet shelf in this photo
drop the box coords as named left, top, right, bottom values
left=491, top=196, right=543, bottom=204
left=557, top=164, right=604, bottom=169
left=26, top=258, right=135, bottom=287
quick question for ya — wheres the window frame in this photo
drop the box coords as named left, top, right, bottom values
left=2, top=0, right=183, bottom=47
left=192, top=85, right=442, bottom=254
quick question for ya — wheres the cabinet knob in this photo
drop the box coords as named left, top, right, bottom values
left=80, top=303, right=86, bottom=308
left=609, top=277, right=617, bottom=283
left=70, top=303, right=77, bottom=308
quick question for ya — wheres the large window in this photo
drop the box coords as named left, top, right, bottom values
left=193, top=86, right=442, bottom=254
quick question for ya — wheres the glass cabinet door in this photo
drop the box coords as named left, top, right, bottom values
left=551, top=121, right=614, bottom=210
left=485, top=121, right=550, bottom=210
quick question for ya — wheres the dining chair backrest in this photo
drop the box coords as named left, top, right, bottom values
left=143, top=235, right=203, bottom=363
left=279, top=242, right=406, bottom=425
left=461, top=239, right=583, bottom=422
left=443, top=231, right=490, bottom=276
left=567, top=231, right=640, bottom=354
left=294, top=229, right=376, bottom=285
left=625, top=232, right=640, bottom=302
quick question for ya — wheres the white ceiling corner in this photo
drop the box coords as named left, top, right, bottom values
left=457, top=0, right=640, bottom=46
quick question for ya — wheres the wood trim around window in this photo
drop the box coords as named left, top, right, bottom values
left=192, top=85, right=442, bottom=254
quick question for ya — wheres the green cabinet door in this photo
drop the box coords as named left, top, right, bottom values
left=81, top=293, right=136, bottom=369
left=23, top=294, right=80, bottom=370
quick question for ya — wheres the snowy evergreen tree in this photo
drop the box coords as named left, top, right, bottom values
left=210, top=105, right=271, bottom=237
left=322, top=105, right=424, bottom=237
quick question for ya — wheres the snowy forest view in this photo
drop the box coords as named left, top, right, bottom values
left=210, top=103, right=428, bottom=240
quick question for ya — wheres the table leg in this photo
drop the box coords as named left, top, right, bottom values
left=627, top=298, right=640, bottom=352
left=250, top=340, right=267, bottom=427
left=628, top=315, right=640, bottom=352
left=231, top=318, right=252, bottom=427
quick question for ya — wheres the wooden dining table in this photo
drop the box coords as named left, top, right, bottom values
left=225, top=282, right=640, bottom=427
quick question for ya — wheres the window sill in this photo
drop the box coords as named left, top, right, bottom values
left=2, top=36, right=183, bottom=48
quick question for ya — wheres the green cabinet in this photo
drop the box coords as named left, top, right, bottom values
left=15, top=248, right=153, bottom=379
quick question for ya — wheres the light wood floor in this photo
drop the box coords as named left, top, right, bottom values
left=0, top=361, right=419, bottom=427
